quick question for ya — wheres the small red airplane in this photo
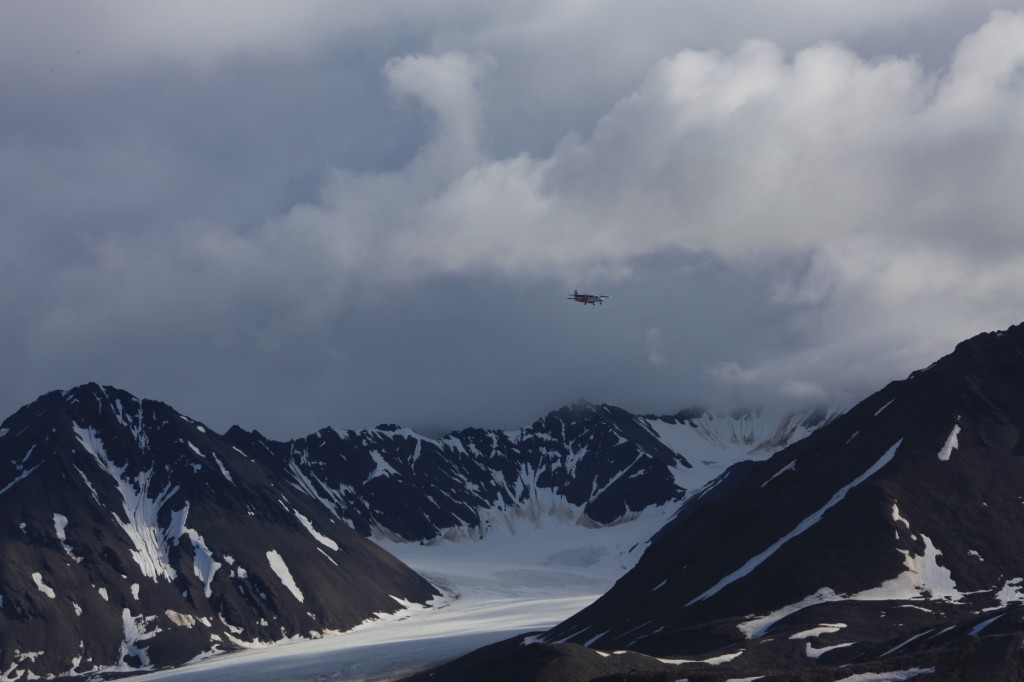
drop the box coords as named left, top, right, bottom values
left=567, top=289, right=609, bottom=305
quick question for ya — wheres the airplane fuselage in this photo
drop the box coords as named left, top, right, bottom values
left=568, top=290, right=608, bottom=305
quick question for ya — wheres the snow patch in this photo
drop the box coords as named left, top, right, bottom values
left=182, top=528, right=221, bottom=598
left=293, top=510, right=339, bottom=551
left=993, top=578, right=1024, bottom=608
left=366, top=450, right=398, bottom=480
left=891, top=503, right=910, bottom=529
left=53, top=513, right=83, bottom=563
left=658, top=650, right=744, bottom=665
left=166, top=610, right=197, bottom=628
left=0, top=464, right=40, bottom=498
left=117, top=608, right=161, bottom=671
left=790, top=623, right=847, bottom=639
left=834, top=670, right=934, bottom=682
left=266, top=550, right=304, bottom=603
left=937, top=424, right=960, bottom=461
left=805, top=641, right=855, bottom=659
left=970, top=613, right=1003, bottom=636
left=852, top=534, right=962, bottom=603
left=31, top=573, right=55, bottom=598
left=739, top=588, right=840, bottom=638
left=209, top=452, right=234, bottom=482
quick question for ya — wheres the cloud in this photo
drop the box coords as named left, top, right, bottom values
left=263, top=11, right=1024, bottom=286
left=2, top=5, right=1024, bottom=436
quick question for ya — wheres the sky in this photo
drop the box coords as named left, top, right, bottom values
left=3, top=1, right=1024, bottom=439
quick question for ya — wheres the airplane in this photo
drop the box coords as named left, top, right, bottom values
left=567, top=290, right=609, bottom=305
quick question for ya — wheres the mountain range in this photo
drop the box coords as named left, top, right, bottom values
left=411, top=323, right=1024, bottom=681
left=9, top=322, right=1024, bottom=680
left=0, top=382, right=825, bottom=678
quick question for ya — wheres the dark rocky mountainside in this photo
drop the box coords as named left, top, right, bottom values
left=224, top=402, right=831, bottom=543
left=410, top=322, right=1024, bottom=681
left=0, top=384, right=438, bottom=679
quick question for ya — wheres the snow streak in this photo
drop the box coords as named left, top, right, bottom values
left=74, top=423, right=183, bottom=582
left=688, top=440, right=902, bottom=606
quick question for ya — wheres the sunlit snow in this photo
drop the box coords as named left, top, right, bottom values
left=937, top=424, right=961, bottom=462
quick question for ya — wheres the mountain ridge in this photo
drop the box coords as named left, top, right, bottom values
left=0, top=383, right=830, bottom=679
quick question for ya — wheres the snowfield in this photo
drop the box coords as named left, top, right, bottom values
left=133, top=507, right=677, bottom=681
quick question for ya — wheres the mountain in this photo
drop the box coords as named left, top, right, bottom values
left=0, top=384, right=439, bottom=679
left=224, top=402, right=834, bottom=543
left=409, top=322, right=1024, bottom=681
left=0, top=384, right=828, bottom=679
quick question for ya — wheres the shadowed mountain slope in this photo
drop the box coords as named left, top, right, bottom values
left=410, top=322, right=1024, bottom=681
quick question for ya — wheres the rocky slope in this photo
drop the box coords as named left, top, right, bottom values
left=410, top=322, right=1024, bottom=681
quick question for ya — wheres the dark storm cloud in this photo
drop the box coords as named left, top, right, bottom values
left=2, top=2, right=1024, bottom=438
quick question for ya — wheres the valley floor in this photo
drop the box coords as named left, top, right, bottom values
left=132, top=508, right=674, bottom=681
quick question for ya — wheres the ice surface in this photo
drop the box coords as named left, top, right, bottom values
left=133, top=508, right=673, bottom=681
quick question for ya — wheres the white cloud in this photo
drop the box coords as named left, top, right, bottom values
left=266, top=11, right=1023, bottom=286
left=3, top=4, right=1024, bottom=433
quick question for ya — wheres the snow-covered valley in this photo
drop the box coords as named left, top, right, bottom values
left=132, top=508, right=678, bottom=681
